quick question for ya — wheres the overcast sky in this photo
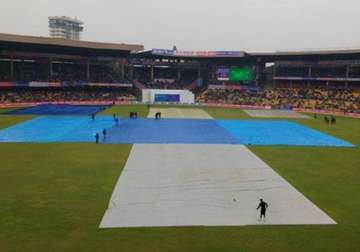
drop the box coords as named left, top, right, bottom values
left=1, top=0, right=360, bottom=52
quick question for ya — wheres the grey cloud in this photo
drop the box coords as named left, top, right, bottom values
left=0, top=0, right=359, bottom=52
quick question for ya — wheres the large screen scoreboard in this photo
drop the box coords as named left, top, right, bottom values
left=216, top=67, right=254, bottom=82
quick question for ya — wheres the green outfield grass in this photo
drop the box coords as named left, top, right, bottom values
left=0, top=107, right=22, bottom=114
left=100, top=104, right=149, bottom=117
left=0, top=108, right=359, bottom=252
left=204, top=107, right=251, bottom=119
left=150, top=103, right=202, bottom=109
left=0, top=115, right=33, bottom=129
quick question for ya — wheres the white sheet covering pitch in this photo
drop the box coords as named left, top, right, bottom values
left=100, top=144, right=335, bottom=228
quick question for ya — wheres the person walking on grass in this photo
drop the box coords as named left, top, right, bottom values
left=95, top=133, right=99, bottom=144
left=102, top=128, right=107, bottom=140
left=257, top=199, right=268, bottom=221
left=331, top=115, right=336, bottom=124
left=324, top=116, right=329, bottom=125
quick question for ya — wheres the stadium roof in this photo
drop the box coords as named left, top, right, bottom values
left=135, top=49, right=248, bottom=60
left=0, top=33, right=144, bottom=52
left=251, top=48, right=360, bottom=56
left=249, top=49, right=360, bottom=62
left=134, top=48, right=360, bottom=63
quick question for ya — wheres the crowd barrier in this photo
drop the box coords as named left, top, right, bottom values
left=0, top=100, right=133, bottom=108
left=0, top=81, right=133, bottom=88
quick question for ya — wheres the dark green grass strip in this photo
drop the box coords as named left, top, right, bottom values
left=0, top=108, right=14, bottom=114
left=204, top=107, right=251, bottom=119
left=0, top=115, right=34, bottom=129
left=100, top=105, right=149, bottom=117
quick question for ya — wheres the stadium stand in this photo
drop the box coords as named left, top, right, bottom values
left=133, top=68, right=198, bottom=90
left=0, top=87, right=137, bottom=103
left=1, top=33, right=360, bottom=116
left=197, top=85, right=360, bottom=113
